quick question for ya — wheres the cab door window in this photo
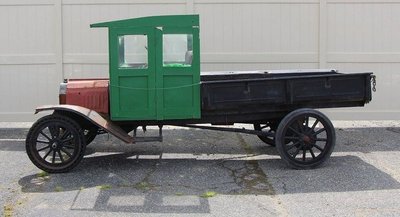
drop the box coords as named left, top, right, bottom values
left=118, top=35, right=148, bottom=69
left=163, top=34, right=193, bottom=67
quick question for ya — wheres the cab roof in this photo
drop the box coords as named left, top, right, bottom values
left=90, top=15, right=199, bottom=28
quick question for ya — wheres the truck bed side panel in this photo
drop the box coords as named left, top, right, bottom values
left=201, top=73, right=372, bottom=114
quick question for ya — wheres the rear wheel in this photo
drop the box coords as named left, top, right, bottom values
left=26, top=114, right=86, bottom=173
left=275, top=109, right=335, bottom=169
left=253, top=122, right=279, bottom=146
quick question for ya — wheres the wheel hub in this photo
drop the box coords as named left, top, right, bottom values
left=51, top=140, right=61, bottom=150
left=301, top=132, right=316, bottom=149
left=302, top=135, right=311, bottom=144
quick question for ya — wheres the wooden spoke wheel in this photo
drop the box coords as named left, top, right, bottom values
left=26, top=114, right=86, bottom=173
left=253, top=122, right=279, bottom=146
left=275, top=109, right=336, bottom=169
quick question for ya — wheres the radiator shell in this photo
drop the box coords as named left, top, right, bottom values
left=66, top=79, right=109, bottom=114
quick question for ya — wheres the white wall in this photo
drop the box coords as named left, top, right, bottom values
left=0, top=0, right=398, bottom=121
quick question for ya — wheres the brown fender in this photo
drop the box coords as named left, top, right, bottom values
left=35, top=105, right=134, bottom=144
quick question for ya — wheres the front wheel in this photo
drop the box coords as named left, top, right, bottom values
left=275, top=109, right=336, bottom=169
left=26, top=114, right=86, bottom=173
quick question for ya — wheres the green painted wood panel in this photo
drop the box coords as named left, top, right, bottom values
left=158, top=27, right=200, bottom=119
left=93, top=15, right=201, bottom=121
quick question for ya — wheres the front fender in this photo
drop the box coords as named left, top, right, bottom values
left=35, top=105, right=134, bottom=143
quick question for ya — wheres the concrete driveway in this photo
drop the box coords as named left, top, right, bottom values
left=1, top=121, right=400, bottom=217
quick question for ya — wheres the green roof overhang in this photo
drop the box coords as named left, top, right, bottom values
left=90, top=15, right=199, bottom=28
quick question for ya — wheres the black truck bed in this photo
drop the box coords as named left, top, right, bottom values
left=199, top=69, right=373, bottom=124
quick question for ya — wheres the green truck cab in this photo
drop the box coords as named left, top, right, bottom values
left=91, top=15, right=201, bottom=121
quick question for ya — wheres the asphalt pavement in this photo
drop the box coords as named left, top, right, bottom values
left=1, top=121, right=400, bottom=216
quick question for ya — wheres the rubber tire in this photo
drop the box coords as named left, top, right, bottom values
left=26, top=114, right=86, bottom=173
left=253, top=123, right=276, bottom=146
left=275, top=108, right=336, bottom=169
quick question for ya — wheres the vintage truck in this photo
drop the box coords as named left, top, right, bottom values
left=25, top=15, right=375, bottom=173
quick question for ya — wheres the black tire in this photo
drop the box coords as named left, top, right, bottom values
left=26, top=114, right=86, bottom=173
left=275, top=108, right=335, bottom=169
left=83, top=125, right=98, bottom=146
left=253, top=122, right=278, bottom=146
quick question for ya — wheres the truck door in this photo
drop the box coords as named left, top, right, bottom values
left=109, top=27, right=157, bottom=120
left=156, top=27, right=200, bottom=120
